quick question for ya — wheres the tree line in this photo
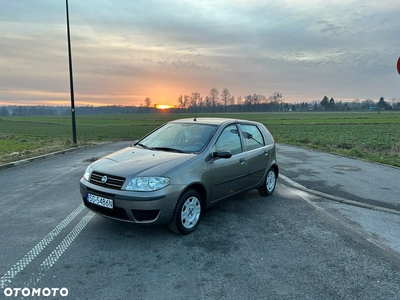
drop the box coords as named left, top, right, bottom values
left=1, top=90, right=399, bottom=117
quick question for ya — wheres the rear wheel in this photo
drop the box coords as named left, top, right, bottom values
left=169, top=189, right=202, bottom=234
left=258, top=168, right=277, bottom=196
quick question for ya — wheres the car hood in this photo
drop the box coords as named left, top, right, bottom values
left=91, top=146, right=196, bottom=178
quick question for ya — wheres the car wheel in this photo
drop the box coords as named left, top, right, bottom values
left=258, top=168, right=277, bottom=196
left=169, top=189, right=202, bottom=235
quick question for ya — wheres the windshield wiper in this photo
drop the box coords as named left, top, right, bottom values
left=136, top=143, right=153, bottom=150
left=152, top=147, right=184, bottom=153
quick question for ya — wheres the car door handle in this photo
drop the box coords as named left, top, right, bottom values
left=239, top=158, right=246, bottom=164
left=264, top=150, right=269, bottom=155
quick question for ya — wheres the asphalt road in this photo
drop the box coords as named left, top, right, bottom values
left=276, top=144, right=400, bottom=212
left=1, top=142, right=400, bottom=300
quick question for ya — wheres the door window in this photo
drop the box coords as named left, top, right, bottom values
left=213, top=125, right=242, bottom=155
left=240, top=124, right=264, bottom=151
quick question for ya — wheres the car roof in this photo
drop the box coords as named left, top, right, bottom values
left=169, top=117, right=259, bottom=126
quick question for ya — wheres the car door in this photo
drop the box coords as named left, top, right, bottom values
left=239, top=124, right=271, bottom=187
left=209, top=124, right=248, bottom=202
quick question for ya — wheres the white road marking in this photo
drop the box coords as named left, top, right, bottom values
left=26, top=211, right=95, bottom=286
left=0, top=204, right=85, bottom=288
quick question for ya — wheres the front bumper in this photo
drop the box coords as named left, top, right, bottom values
left=79, top=178, right=183, bottom=225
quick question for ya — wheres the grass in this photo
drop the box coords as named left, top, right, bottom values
left=1, top=111, right=399, bottom=167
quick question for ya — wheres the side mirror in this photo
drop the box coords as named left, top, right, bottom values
left=212, top=150, right=232, bottom=159
left=243, top=132, right=253, bottom=139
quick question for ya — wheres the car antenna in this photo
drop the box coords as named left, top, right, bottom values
left=194, top=116, right=197, bottom=121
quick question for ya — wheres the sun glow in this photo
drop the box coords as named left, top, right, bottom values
left=156, top=104, right=174, bottom=110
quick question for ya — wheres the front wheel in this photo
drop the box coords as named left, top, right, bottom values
left=169, top=189, right=202, bottom=234
left=258, top=168, right=277, bottom=196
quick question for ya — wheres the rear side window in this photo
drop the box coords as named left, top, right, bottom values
left=240, top=124, right=264, bottom=151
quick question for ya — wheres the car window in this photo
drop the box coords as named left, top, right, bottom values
left=240, top=124, right=264, bottom=151
left=140, top=123, right=216, bottom=152
left=213, top=124, right=242, bottom=155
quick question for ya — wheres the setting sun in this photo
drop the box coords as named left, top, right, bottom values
left=156, top=104, right=174, bottom=110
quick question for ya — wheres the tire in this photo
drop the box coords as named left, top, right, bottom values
left=258, top=167, right=277, bottom=196
left=169, top=189, right=202, bottom=235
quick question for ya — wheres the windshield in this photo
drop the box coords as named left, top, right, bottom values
left=139, top=123, right=217, bottom=153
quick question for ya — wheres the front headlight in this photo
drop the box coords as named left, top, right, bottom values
left=125, top=177, right=170, bottom=191
left=83, top=165, right=93, bottom=181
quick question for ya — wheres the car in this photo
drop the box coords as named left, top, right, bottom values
left=79, top=117, right=278, bottom=234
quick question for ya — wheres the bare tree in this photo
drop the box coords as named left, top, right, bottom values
left=258, top=94, right=267, bottom=104
left=177, top=95, right=189, bottom=109
left=204, top=96, right=211, bottom=110
left=220, top=88, right=232, bottom=110
left=208, top=88, right=220, bottom=111
left=228, top=95, right=235, bottom=106
left=190, top=92, right=202, bottom=112
left=244, top=95, right=252, bottom=106
left=252, top=94, right=260, bottom=106
left=270, top=92, right=283, bottom=104
left=144, top=97, right=152, bottom=107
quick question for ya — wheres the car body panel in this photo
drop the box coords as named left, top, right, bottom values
left=92, top=147, right=196, bottom=179
left=209, top=151, right=248, bottom=202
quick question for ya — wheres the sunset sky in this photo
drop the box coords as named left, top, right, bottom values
left=0, top=0, right=399, bottom=107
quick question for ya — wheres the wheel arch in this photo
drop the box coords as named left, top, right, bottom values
left=179, top=183, right=208, bottom=210
left=270, top=163, right=279, bottom=178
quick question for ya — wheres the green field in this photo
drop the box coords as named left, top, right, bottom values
left=1, top=111, right=399, bottom=167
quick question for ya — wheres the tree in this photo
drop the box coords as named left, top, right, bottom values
left=0, top=107, right=9, bottom=116
left=228, top=94, right=235, bottom=106
left=329, top=97, right=335, bottom=110
left=361, top=99, right=375, bottom=110
left=189, top=92, right=202, bottom=112
left=204, top=96, right=211, bottom=110
left=177, top=95, right=190, bottom=109
left=244, top=95, right=253, bottom=106
left=144, top=97, right=152, bottom=107
left=377, top=97, right=385, bottom=109
left=220, top=88, right=232, bottom=111
left=377, top=97, right=392, bottom=110
left=258, top=94, right=267, bottom=104
left=320, top=96, right=329, bottom=110
left=252, top=94, right=260, bottom=106
left=208, top=88, right=220, bottom=111
left=271, top=92, right=283, bottom=103
left=268, top=92, right=283, bottom=111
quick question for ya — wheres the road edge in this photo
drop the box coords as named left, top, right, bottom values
left=278, top=174, right=400, bottom=216
left=0, top=147, right=83, bottom=170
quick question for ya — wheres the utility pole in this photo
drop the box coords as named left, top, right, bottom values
left=66, top=0, right=77, bottom=145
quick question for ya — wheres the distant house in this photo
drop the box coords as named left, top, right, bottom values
left=368, top=106, right=376, bottom=111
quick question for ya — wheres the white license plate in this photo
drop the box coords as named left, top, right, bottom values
left=87, top=193, right=113, bottom=209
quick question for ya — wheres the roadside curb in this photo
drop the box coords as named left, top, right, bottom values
left=278, top=174, right=400, bottom=216
left=0, top=147, right=83, bottom=170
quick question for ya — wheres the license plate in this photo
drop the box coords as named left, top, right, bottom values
left=87, top=193, right=113, bottom=209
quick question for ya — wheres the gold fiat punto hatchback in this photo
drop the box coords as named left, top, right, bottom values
left=80, top=118, right=278, bottom=234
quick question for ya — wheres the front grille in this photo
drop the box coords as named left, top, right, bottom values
left=90, top=171, right=125, bottom=190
